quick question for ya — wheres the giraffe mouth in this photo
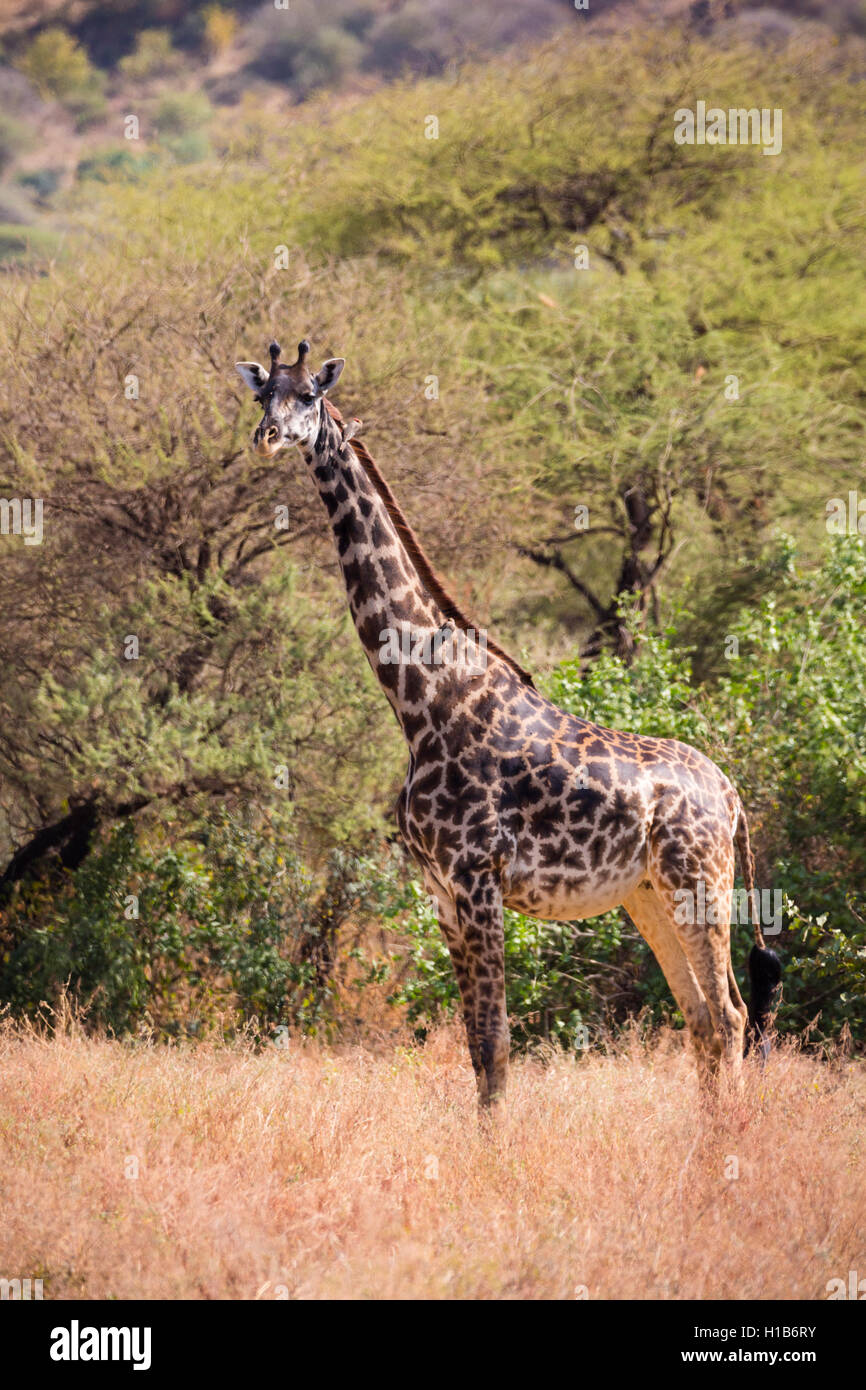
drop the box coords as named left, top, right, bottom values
left=255, top=437, right=284, bottom=459
left=254, top=426, right=287, bottom=458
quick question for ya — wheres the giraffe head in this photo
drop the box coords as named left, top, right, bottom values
left=235, top=339, right=345, bottom=458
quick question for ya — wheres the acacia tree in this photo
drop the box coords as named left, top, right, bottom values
left=0, top=219, right=524, bottom=895
left=518, top=470, right=678, bottom=662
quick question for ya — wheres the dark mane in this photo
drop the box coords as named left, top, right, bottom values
left=324, top=398, right=535, bottom=689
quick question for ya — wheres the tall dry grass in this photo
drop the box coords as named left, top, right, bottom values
left=0, top=1016, right=863, bottom=1300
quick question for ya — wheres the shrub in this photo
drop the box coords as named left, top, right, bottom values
left=201, top=5, right=239, bottom=57
left=293, top=27, right=364, bottom=97
left=0, top=223, right=60, bottom=263
left=16, top=166, right=62, bottom=201
left=162, top=130, right=212, bottom=164
left=363, top=5, right=444, bottom=77
left=0, top=812, right=402, bottom=1040
left=76, top=147, right=160, bottom=183
left=150, top=92, right=213, bottom=161
left=118, top=29, right=185, bottom=82
left=154, top=91, right=212, bottom=137
left=15, top=28, right=106, bottom=124
left=245, top=6, right=363, bottom=90
left=386, top=883, right=628, bottom=1050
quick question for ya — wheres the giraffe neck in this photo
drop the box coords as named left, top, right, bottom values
left=302, top=405, right=482, bottom=741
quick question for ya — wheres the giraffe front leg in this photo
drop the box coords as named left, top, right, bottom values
left=452, top=873, right=509, bottom=1110
left=432, top=892, right=489, bottom=1106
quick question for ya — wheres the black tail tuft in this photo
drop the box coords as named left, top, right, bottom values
left=746, top=945, right=783, bottom=1058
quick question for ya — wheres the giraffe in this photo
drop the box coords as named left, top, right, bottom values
left=236, top=339, right=782, bottom=1107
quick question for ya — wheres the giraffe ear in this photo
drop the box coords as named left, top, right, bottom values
left=315, top=358, right=345, bottom=395
left=235, top=362, right=269, bottom=391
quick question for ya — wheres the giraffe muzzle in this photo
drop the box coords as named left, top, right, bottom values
left=254, top=424, right=283, bottom=458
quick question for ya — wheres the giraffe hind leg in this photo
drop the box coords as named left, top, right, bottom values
left=648, top=829, right=748, bottom=1078
left=622, top=882, right=719, bottom=1076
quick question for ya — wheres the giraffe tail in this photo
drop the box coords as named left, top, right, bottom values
left=735, top=800, right=782, bottom=1058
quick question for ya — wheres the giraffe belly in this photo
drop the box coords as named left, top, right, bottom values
left=503, top=857, right=647, bottom=922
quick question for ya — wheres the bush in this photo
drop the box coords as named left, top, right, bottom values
left=16, top=167, right=62, bottom=202
left=162, top=130, right=212, bottom=164
left=15, top=28, right=106, bottom=124
left=154, top=91, right=212, bottom=137
left=363, top=5, right=443, bottom=77
left=293, top=27, right=364, bottom=97
left=552, top=541, right=866, bottom=1045
left=201, top=5, right=239, bottom=57
left=0, top=220, right=60, bottom=262
left=0, top=812, right=402, bottom=1040
left=118, top=30, right=185, bottom=82
left=76, top=147, right=160, bottom=183
left=245, top=5, right=363, bottom=91
left=386, top=883, right=627, bottom=1050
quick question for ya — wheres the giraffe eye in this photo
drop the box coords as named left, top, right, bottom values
left=300, top=392, right=315, bottom=405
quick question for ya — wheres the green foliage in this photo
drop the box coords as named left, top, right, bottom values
left=0, top=221, right=60, bottom=262
left=0, top=812, right=400, bottom=1039
left=246, top=5, right=365, bottom=92
left=546, top=620, right=706, bottom=747
left=154, top=92, right=212, bottom=137
left=387, top=883, right=629, bottom=1049
left=16, top=560, right=393, bottom=849
left=76, top=147, right=160, bottom=183
left=200, top=6, right=238, bottom=58
left=15, top=28, right=107, bottom=125
left=244, top=0, right=563, bottom=89
left=16, top=28, right=91, bottom=98
left=162, top=130, right=212, bottom=165
left=118, top=29, right=184, bottom=81
left=16, top=167, right=62, bottom=202
left=153, top=92, right=213, bottom=162
left=75, top=26, right=865, bottom=642
left=293, top=27, right=365, bottom=97
left=551, top=540, right=866, bottom=1044
left=707, top=538, right=866, bottom=1040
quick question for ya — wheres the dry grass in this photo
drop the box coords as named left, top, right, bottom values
left=1, top=1018, right=864, bottom=1300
